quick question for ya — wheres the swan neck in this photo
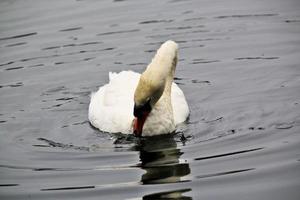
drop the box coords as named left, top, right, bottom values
left=162, top=55, right=177, bottom=97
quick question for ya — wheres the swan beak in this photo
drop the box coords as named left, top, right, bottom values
left=133, top=112, right=149, bottom=137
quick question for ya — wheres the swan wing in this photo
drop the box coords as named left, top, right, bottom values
left=171, top=83, right=189, bottom=125
left=88, top=71, right=140, bottom=133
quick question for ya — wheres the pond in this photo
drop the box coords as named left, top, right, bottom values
left=0, top=0, right=300, bottom=199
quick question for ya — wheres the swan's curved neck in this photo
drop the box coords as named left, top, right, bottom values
left=133, top=41, right=178, bottom=135
left=134, top=40, right=178, bottom=109
left=145, top=42, right=178, bottom=118
left=143, top=41, right=178, bottom=97
left=162, top=56, right=177, bottom=96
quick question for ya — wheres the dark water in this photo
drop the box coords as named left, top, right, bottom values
left=1, top=0, right=300, bottom=199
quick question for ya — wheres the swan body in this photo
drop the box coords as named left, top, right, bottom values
left=88, top=41, right=189, bottom=136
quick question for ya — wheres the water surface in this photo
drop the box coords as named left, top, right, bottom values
left=1, top=0, right=300, bottom=199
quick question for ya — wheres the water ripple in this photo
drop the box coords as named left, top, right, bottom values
left=0, top=32, right=37, bottom=41
left=196, top=168, right=255, bottom=179
left=194, top=148, right=263, bottom=161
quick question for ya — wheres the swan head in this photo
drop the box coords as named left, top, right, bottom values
left=133, top=74, right=165, bottom=136
left=133, top=40, right=178, bottom=137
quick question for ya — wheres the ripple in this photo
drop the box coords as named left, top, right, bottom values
left=196, top=168, right=255, bottom=179
left=44, top=86, right=67, bottom=94
left=285, top=19, right=300, bottom=23
left=97, top=29, right=140, bottom=36
left=194, top=148, right=263, bottom=161
left=167, top=25, right=204, bottom=30
left=235, top=57, right=279, bottom=60
left=205, top=117, right=223, bottom=123
left=128, top=63, right=147, bottom=66
left=215, top=13, right=278, bottom=19
left=5, top=42, right=27, bottom=47
left=2, top=47, right=113, bottom=66
left=55, top=97, right=75, bottom=101
left=72, top=121, right=89, bottom=126
left=0, top=32, right=37, bottom=41
left=5, top=66, right=24, bottom=71
left=41, top=185, right=95, bottom=191
left=0, top=164, right=89, bottom=172
left=59, top=27, right=83, bottom=32
left=139, top=19, right=173, bottom=24
left=41, top=41, right=102, bottom=51
left=28, top=64, right=44, bottom=68
left=275, top=122, right=294, bottom=129
left=184, top=17, right=205, bottom=21
left=0, top=184, right=19, bottom=187
left=36, top=138, right=90, bottom=151
left=191, top=80, right=211, bottom=85
left=0, top=82, right=23, bottom=89
left=165, top=26, right=194, bottom=30
left=190, top=59, right=219, bottom=64
left=41, top=46, right=60, bottom=50
left=0, top=61, right=14, bottom=67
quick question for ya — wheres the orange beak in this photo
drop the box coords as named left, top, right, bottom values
left=133, top=112, right=149, bottom=137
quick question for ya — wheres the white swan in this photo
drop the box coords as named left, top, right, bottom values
left=88, top=40, right=189, bottom=137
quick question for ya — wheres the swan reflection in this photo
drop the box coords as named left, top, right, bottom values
left=136, top=135, right=191, bottom=184
left=143, top=188, right=192, bottom=200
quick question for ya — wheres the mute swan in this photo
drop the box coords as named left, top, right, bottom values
left=88, top=40, right=189, bottom=137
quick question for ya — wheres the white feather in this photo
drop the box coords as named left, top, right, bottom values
left=88, top=71, right=189, bottom=135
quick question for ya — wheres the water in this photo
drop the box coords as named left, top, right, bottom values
left=1, top=0, right=300, bottom=199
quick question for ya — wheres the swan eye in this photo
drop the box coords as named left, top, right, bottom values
left=134, top=99, right=152, bottom=117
